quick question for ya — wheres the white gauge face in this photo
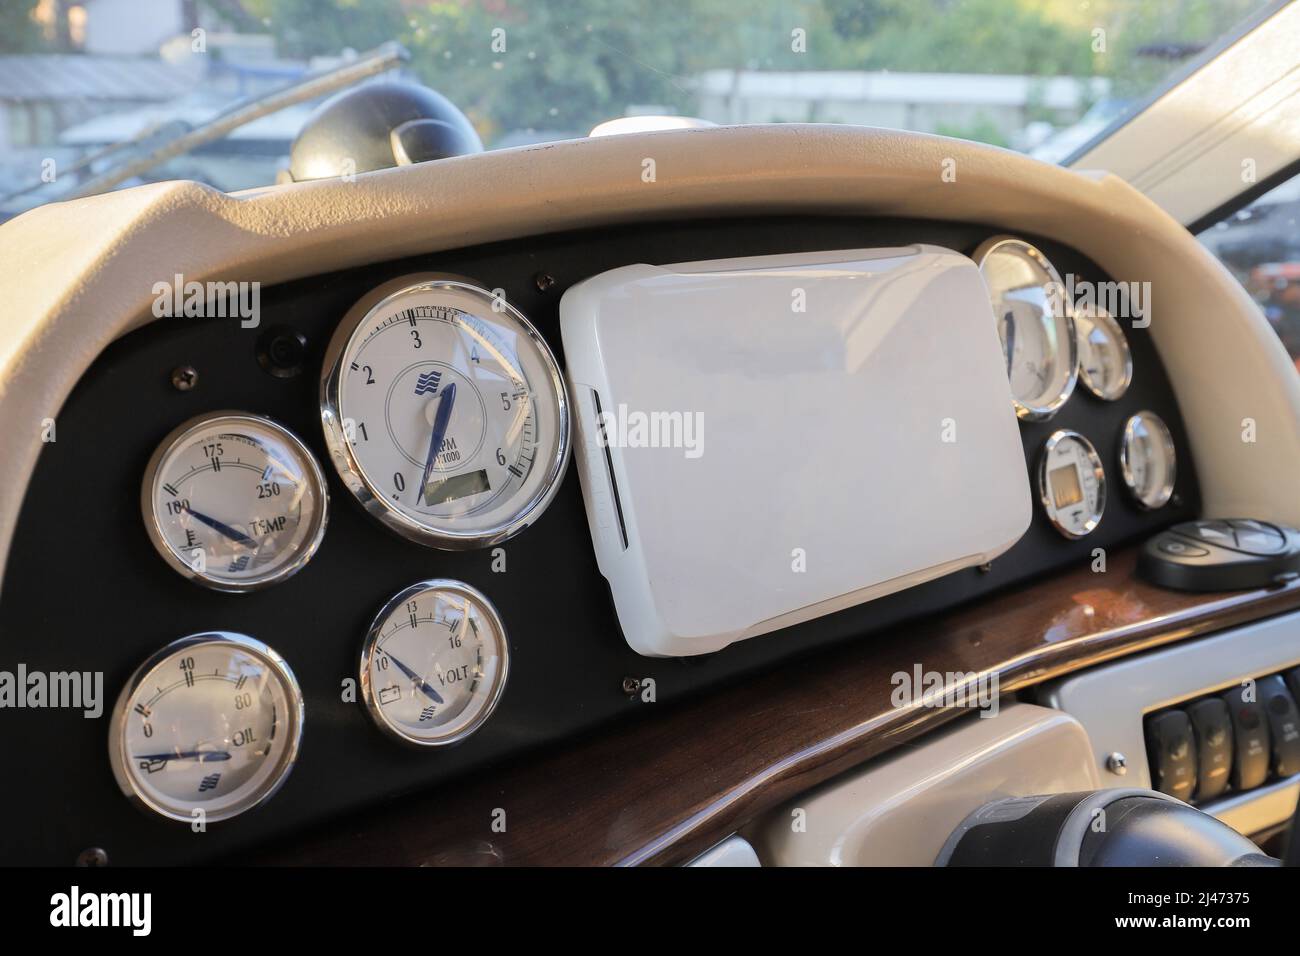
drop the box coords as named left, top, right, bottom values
left=1075, top=304, right=1132, bottom=401
left=975, top=237, right=1078, bottom=420
left=1121, top=410, right=1176, bottom=510
left=143, top=413, right=328, bottom=591
left=110, top=634, right=303, bottom=823
left=1039, top=430, right=1106, bottom=539
left=322, top=278, right=570, bottom=549
left=360, top=580, right=509, bottom=747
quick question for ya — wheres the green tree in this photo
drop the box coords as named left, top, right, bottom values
left=402, top=0, right=760, bottom=139
left=230, top=0, right=408, bottom=59
left=1085, top=0, right=1265, bottom=96
left=0, top=1, right=45, bottom=53
left=215, top=0, right=1275, bottom=147
left=841, top=0, right=1095, bottom=75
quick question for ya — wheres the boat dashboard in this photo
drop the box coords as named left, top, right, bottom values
left=1, top=126, right=1297, bottom=867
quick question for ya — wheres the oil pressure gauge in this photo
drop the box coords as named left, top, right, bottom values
left=321, top=276, right=570, bottom=549
left=142, top=412, right=328, bottom=591
left=109, top=633, right=303, bottom=823
left=360, top=580, right=509, bottom=747
left=1039, top=430, right=1106, bottom=539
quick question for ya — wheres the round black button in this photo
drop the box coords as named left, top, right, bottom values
left=1159, top=539, right=1209, bottom=557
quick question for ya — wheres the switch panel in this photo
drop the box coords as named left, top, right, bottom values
left=1045, top=616, right=1300, bottom=833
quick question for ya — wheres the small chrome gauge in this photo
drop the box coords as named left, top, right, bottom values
left=1038, top=430, right=1106, bottom=539
left=322, top=276, right=571, bottom=549
left=1120, top=410, right=1177, bottom=510
left=142, top=412, right=328, bottom=592
left=974, top=236, right=1078, bottom=421
left=360, top=580, right=509, bottom=747
left=109, top=633, right=303, bottom=823
left=1075, top=304, right=1132, bottom=401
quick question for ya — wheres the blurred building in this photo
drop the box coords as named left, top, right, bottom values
left=80, top=0, right=192, bottom=55
left=0, top=54, right=193, bottom=151
left=694, top=70, right=1110, bottom=147
left=29, top=0, right=197, bottom=55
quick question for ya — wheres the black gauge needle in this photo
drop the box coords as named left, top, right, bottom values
left=419, top=381, right=457, bottom=502
left=1003, top=310, right=1016, bottom=376
left=383, top=651, right=445, bottom=705
left=183, top=506, right=256, bottom=547
left=133, top=750, right=232, bottom=762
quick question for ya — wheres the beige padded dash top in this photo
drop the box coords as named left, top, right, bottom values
left=1, top=124, right=1297, bottom=593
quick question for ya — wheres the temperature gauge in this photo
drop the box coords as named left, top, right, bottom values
left=1120, top=410, right=1177, bottom=510
left=109, top=633, right=303, bottom=823
left=142, top=412, right=328, bottom=592
left=1039, top=430, right=1106, bottom=538
left=360, top=579, right=509, bottom=747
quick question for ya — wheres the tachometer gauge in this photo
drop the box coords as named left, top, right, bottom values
left=360, top=579, right=509, bottom=747
left=1120, top=411, right=1176, bottom=510
left=1038, top=430, right=1105, bottom=539
left=1075, top=304, right=1132, bottom=401
left=321, top=276, right=570, bottom=549
left=142, top=412, right=328, bottom=592
left=109, top=633, right=303, bottom=823
left=974, top=237, right=1078, bottom=420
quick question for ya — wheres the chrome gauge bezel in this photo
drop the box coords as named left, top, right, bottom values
left=141, top=411, right=330, bottom=593
left=1037, top=429, right=1106, bottom=539
left=108, top=632, right=305, bottom=824
left=320, top=275, right=572, bottom=550
left=1119, top=410, right=1177, bottom=510
left=1074, top=304, right=1133, bottom=401
left=973, top=236, right=1079, bottom=421
left=359, top=579, right=510, bottom=748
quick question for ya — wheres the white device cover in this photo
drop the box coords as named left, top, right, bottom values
left=560, top=245, right=1031, bottom=657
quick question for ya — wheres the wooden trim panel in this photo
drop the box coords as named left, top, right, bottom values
left=258, top=548, right=1300, bottom=866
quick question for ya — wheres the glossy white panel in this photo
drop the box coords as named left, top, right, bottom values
left=561, top=245, right=1031, bottom=657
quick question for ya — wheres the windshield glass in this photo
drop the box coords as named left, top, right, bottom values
left=0, top=0, right=1276, bottom=216
left=1200, top=173, right=1300, bottom=375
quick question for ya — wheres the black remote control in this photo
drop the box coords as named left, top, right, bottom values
left=1138, top=519, right=1300, bottom=591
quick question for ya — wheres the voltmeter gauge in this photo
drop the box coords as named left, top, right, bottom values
left=142, top=412, right=328, bottom=592
left=1075, top=304, right=1132, bottom=401
left=1120, top=410, right=1177, bottom=510
left=109, top=633, right=303, bottom=823
left=360, top=580, right=509, bottom=747
left=974, top=236, right=1078, bottom=421
left=321, top=276, right=571, bottom=549
left=1039, top=430, right=1106, bottom=539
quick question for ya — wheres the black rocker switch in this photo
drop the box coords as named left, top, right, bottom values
left=1144, top=709, right=1198, bottom=801
left=1286, top=667, right=1300, bottom=716
left=1256, top=676, right=1300, bottom=778
left=1186, top=698, right=1234, bottom=801
left=1219, top=687, right=1272, bottom=791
